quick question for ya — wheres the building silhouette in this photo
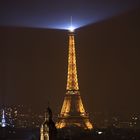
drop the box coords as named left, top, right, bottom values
left=40, top=107, right=57, bottom=140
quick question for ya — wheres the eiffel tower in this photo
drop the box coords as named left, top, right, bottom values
left=56, top=28, right=93, bottom=129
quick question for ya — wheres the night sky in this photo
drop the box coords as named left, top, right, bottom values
left=0, top=0, right=140, bottom=116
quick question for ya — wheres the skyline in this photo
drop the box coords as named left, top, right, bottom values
left=0, top=2, right=140, bottom=116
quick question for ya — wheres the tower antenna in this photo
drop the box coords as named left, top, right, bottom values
left=70, top=16, right=73, bottom=27
left=69, top=16, right=74, bottom=32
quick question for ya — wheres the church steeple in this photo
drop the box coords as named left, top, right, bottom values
left=40, top=107, right=57, bottom=140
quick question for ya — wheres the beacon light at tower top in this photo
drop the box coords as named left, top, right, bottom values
left=68, top=26, right=75, bottom=32
left=68, top=16, right=75, bottom=32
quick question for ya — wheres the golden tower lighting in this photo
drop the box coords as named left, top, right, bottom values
left=56, top=28, right=93, bottom=129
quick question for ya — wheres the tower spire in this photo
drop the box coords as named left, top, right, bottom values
left=66, top=32, right=79, bottom=91
left=68, top=16, right=75, bottom=32
left=70, top=16, right=73, bottom=28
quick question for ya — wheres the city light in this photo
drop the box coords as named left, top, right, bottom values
left=97, top=131, right=103, bottom=135
left=1, top=110, right=6, bottom=128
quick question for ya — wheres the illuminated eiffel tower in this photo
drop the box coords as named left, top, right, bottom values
left=56, top=28, right=93, bottom=129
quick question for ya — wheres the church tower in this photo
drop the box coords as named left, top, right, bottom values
left=56, top=29, right=93, bottom=129
left=40, top=107, right=57, bottom=140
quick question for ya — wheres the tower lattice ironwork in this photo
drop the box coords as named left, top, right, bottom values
left=56, top=31, right=93, bottom=129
